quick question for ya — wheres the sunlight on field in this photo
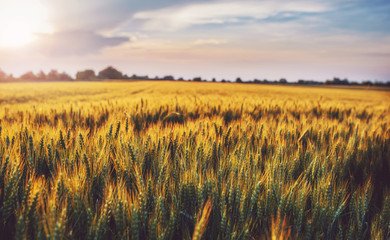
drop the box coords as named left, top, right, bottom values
left=0, top=81, right=389, bottom=239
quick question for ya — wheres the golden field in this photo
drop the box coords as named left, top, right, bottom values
left=0, top=81, right=389, bottom=239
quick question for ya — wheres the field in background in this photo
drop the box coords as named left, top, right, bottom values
left=0, top=82, right=389, bottom=239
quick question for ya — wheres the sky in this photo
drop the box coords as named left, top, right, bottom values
left=0, top=0, right=389, bottom=82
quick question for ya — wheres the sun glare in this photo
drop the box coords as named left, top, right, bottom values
left=0, top=0, right=52, bottom=48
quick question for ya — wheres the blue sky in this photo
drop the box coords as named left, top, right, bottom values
left=0, top=0, right=389, bottom=81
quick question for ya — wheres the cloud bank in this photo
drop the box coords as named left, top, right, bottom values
left=31, top=31, right=129, bottom=56
left=131, top=0, right=330, bottom=31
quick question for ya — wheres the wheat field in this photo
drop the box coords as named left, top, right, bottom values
left=0, top=81, right=389, bottom=239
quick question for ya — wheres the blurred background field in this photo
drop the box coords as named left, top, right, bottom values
left=0, top=81, right=389, bottom=109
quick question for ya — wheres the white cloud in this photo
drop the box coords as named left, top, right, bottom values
left=132, top=0, right=331, bottom=31
left=192, top=39, right=228, bottom=45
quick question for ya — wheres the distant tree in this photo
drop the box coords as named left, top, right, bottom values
left=325, top=77, right=339, bottom=85
left=58, top=72, right=73, bottom=81
left=0, top=69, right=7, bottom=81
left=44, top=70, right=72, bottom=81
left=37, top=71, right=46, bottom=80
left=279, top=78, right=287, bottom=84
left=20, top=71, right=37, bottom=81
left=373, top=81, right=390, bottom=87
left=326, top=77, right=349, bottom=85
left=212, top=78, right=216, bottom=82
left=193, top=77, right=202, bottom=82
left=236, top=77, right=242, bottom=83
left=98, top=66, right=123, bottom=79
left=47, top=70, right=60, bottom=80
left=178, top=77, right=184, bottom=81
left=8, top=74, right=14, bottom=81
left=76, top=69, right=96, bottom=80
left=163, top=75, right=174, bottom=80
left=342, top=79, right=349, bottom=85
left=362, top=81, right=373, bottom=86
left=129, top=74, right=149, bottom=80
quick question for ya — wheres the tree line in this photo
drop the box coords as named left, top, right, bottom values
left=0, top=66, right=389, bottom=87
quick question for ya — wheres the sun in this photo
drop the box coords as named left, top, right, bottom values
left=0, top=0, right=52, bottom=48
